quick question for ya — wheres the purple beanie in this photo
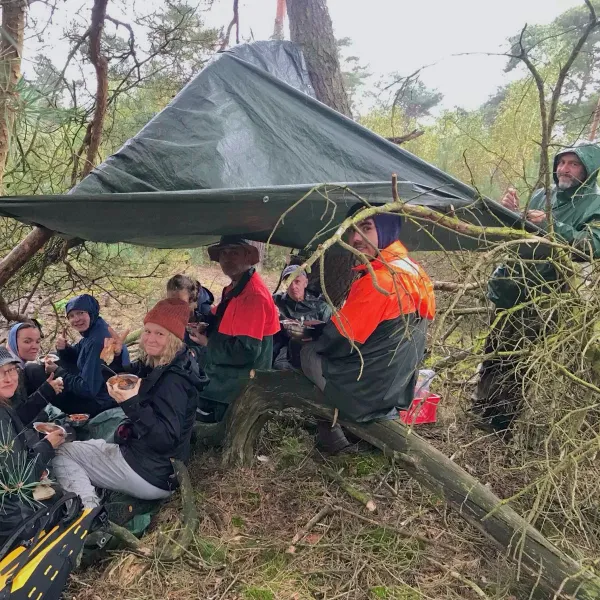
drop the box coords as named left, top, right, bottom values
left=372, top=213, right=402, bottom=250
left=346, top=203, right=403, bottom=250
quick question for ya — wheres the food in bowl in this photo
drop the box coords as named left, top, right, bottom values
left=107, top=374, right=140, bottom=390
left=67, top=413, right=89, bottom=422
left=65, top=413, right=90, bottom=427
left=33, top=422, right=66, bottom=435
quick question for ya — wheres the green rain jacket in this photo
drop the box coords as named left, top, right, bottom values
left=488, top=142, right=600, bottom=308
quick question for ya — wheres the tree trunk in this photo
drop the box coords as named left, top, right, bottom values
left=219, top=370, right=600, bottom=600
left=273, top=0, right=286, bottom=40
left=287, top=0, right=355, bottom=304
left=0, top=0, right=109, bottom=294
left=82, top=0, right=109, bottom=178
left=0, top=0, right=26, bottom=191
left=287, top=0, right=352, bottom=118
left=246, top=240, right=266, bottom=268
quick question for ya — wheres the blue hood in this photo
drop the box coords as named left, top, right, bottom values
left=61, top=293, right=130, bottom=411
left=197, top=287, right=215, bottom=318
left=66, top=294, right=101, bottom=336
left=7, top=322, right=30, bottom=366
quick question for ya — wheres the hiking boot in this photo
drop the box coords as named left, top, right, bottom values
left=316, top=421, right=353, bottom=454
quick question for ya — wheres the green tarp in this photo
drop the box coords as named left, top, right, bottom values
left=0, top=41, right=526, bottom=250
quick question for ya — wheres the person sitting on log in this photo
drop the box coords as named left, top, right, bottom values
left=52, top=298, right=205, bottom=509
left=0, top=347, right=67, bottom=548
left=300, top=204, right=436, bottom=453
left=6, top=322, right=65, bottom=425
left=272, top=264, right=332, bottom=370
left=190, top=236, right=279, bottom=423
left=48, top=294, right=130, bottom=417
left=472, top=142, right=600, bottom=434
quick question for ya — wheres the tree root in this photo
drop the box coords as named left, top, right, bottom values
left=156, top=459, right=200, bottom=561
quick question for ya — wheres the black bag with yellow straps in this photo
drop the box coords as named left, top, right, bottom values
left=0, top=493, right=105, bottom=600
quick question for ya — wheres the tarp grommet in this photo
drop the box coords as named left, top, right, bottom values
left=262, top=196, right=269, bottom=203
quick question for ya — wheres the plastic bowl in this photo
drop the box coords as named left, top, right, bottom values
left=33, top=422, right=66, bottom=435
left=107, top=374, right=140, bottom=390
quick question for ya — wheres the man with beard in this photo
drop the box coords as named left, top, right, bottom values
left=300, top=205, right=435, bottom=453
left=473, top=142, right=600, bottom=433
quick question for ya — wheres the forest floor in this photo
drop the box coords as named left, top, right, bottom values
left=67, top=415, right=520, bottom=600
left=54, top=259, right=527, bottom=600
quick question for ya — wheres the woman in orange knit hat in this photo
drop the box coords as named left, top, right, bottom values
left=52, top=299, right=206, bottom=508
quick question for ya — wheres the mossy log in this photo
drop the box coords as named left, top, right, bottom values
left=221, top=369, right=600, bottom=600
left=158, top=459, right=200, bottom=561
left=108, top=460, right=199, bottom=562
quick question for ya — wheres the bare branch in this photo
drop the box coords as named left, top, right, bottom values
left=386, top=130, right=424, bottom=145
left=219, top=0, right=239, bottom=51
left=0, top=294, right=28, bottom=322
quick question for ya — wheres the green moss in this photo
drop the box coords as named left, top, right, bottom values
left=194, top=536, right=226, bottom=564
left=259, top=549, right=289, bottom=578
left=359, top=527, right=421, bottom=562
left=340, top=453, right=388, bottom=477
left=369, top=585, right=421, bottom=599
left=244, top=490, right=262, bottom=508
left=277, top=434, right=307, bottom=467
left=243, top=587, right=275, bottom=600
left=231, top=515, right=245, bottom=528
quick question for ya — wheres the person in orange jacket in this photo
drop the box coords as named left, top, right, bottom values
left=300, top=204, right=436, bottom=453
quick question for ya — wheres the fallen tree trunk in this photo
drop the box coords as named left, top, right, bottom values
left=221, top=370, right=600, bottom=600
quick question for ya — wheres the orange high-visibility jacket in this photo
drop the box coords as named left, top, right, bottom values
left=315, top=241, right=435, bottom=422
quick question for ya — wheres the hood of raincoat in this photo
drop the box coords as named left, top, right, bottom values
left=553, top=141, right=600, bottom=194
left=65, top=294, right=101, bottom=336
left=7, top=323, right=31, bottom=367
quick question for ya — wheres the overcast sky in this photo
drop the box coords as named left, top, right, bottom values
left=26, top=0, right=585, bottom=113
left=205, top=0, right=584, bottom=110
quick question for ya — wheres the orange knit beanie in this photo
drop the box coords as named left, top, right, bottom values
left=143, top=298, right=190, bottom=340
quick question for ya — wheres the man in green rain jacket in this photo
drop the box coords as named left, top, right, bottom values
left=473, top=142, right=600, bottom=433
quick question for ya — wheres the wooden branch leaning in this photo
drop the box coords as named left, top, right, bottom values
left=0, top=226, right=53, bottom=289
left=0, top=293, right=28, bottom=322
left=158, top=459, right=200, bottom=562
left=107, top=459, right=198, bottom=562
left=221, top=370, right=600, bottom=599
left=386, top=130, right=424, bottom=145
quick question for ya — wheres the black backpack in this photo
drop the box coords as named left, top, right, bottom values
left=0, top=494, right=105, bottom=600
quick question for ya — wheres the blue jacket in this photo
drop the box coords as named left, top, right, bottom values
left=57, top=294, right=130, bottom=414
